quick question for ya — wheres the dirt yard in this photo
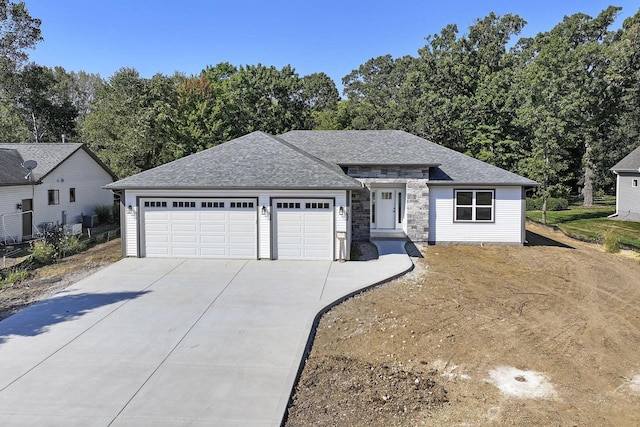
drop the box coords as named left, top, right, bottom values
left=0, top=239, right=121, bottom=321
left=286, top=224, right=640, bottom=426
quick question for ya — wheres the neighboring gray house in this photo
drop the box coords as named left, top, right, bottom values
left=611, top=145, right=640, bottom=221
left=0, top=143, right=117, bottom=244
left=107, top=130, right=537, bottom=261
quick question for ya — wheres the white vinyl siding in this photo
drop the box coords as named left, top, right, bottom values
left=1, top=149, right=114, bottom=242
left=32, top=148, right=114, bottom=229
left=0, top=186, right=33, bottom=243
left=616, top=173, right=640, bottom=217
left=429, top=186, right=525, bottom=244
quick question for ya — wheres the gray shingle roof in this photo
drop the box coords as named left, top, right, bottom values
left=611, top=145, right=640, bottom=173
left=0, top=143, right=83, bottom=182
left=0, top=143, right=117, bottom=183
left=106, top=132, right=362, bottom=190
left=280, top=130, right=537, bottom=186
left=0, top=148, right=30, bottom=186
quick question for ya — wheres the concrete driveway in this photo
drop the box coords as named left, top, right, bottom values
left=0, top=245, right=411, bottom=426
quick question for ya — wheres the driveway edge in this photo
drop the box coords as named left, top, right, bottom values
left=278, top=258, right=415, bottom=426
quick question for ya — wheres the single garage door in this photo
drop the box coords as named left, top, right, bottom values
left=142, top=198, right=257, bottom=258
left=274, top=199, right=334, bottom=260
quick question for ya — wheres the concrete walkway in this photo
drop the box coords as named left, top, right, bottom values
left=0, top=248, right=411, bottom=426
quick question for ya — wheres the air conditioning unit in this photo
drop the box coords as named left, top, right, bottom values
left=63, top=223, right=83, bottom=236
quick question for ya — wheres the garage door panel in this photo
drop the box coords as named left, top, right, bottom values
left=142, top=199, right=257, bottom=259
left=171, top=212, right=197, bottom=220
left=230, top=235, right=256, bottom=244
left=171, top=247, right=199, bottom=256
left=201, top=235, right=227, bottom=244
left=229, top=223, right=256, bottom=233
left=171, top=235, right=197, bottom=244
left=200, top=224, right=227, bottom=233
left=171, top=223, right=197, bottom=232
left=200, top=212, right=227, bottom=221
left=200, top=247, right=228, bottom=256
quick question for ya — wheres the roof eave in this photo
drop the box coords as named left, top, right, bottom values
left=428, top=181, right=538, bottom=187
left=104, top=184, right=362, bottom=191
left=337, top=162, right=441, bottom=168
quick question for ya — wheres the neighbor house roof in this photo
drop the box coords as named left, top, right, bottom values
left=0, top=148, right=30, bottom=186
left=280, top=130, right=537, bottom=186
left=611, top=145, right=640, bottom=173
left=106, top=132, right=362, bottom=190
left=0, top=143, right=117, bottom=185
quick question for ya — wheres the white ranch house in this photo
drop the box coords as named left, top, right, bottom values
left=107, top=131, right=537, bottom=260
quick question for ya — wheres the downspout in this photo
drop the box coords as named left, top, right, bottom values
left=609, top=171, right=619, bottom=219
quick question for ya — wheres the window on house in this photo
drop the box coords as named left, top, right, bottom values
left=69, top=188, right=76, bottom=203
left=397, top=192, right=402, bottom=223
left=633, top=179, right=638, bottom=188
left=48, top=190, right=59, bottom=205
left=455, top=190, right=494, bottom=222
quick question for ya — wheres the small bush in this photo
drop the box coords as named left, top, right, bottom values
left=60, top=235, right=85, bottom=257
left=2, top=268, right=29, bottom=286
left=603, top=231, right=621, bottom=253
left=94, top=204, right=113, bottom=224
left=31, top=240, right=55, bottom=264
left=526, top=197, right=568, bottom=211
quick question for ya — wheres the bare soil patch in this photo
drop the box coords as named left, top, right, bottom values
left=286, top=224, right=640, bottom=426
left=0, top=239, right=121, bottom=321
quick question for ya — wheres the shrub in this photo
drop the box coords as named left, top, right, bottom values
left=526, top=197, right=568, bottom=211
left=94, top=204, right=113, bottom=224
left=59, top=235, right=85, bottom=257
left=31, top=240, right=55, bottom=264
left=2, top=268, right=29, bottom=286
left=603, top=231, right=621, bottom=253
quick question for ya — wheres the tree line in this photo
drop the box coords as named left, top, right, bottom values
left=2, top=2, right=640, bottom=208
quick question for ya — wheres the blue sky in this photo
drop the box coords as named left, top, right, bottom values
left=26, top=1, right=639, bottom=93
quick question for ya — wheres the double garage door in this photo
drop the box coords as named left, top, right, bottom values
left=140, top=198, right=334, bottom=260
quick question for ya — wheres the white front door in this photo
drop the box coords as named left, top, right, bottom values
left=377, top=191, right=396, bottom=229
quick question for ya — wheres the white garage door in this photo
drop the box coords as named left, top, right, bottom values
left=142, top=198, right=257, bottom=259
left=274, top=199, right=334, bottom=260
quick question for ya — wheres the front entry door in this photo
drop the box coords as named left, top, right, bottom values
left=22, top=199, right=33, bottom=238
left=377, top=191, right=396, bottom=229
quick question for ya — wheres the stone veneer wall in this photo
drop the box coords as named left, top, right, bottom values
left=350, top=187, right=371, bottom=241
left=347, top=167, right=430, bottom=242
left=405, top=179, right=429, bottom=241
left=347, top=166, right=429, bottom=179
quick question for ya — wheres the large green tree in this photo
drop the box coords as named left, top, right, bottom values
left=514, top=7, right=622, bottom=210
left=81, top=68, right=181, bottom=177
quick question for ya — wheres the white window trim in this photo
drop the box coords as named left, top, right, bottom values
left=454, top=189, right=495, bottom=223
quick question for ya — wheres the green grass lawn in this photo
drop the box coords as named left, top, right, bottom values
left=526, top=196, right=640, bottom=249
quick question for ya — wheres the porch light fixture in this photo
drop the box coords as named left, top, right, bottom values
left=16, top=203, right=22, bottom=210
left=261, top=206, right=267, bottom=215
left=127, top=205, right=133, bottom=212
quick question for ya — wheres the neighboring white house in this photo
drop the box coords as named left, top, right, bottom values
left=106, top=131, right=537, bottom=261
left=611, top=145, right=640, bottom=222
left=0, top=143, right=117, bottom=244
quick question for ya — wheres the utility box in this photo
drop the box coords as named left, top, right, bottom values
left=63, top=223, right=83, bottom=236
left=82, top=214, right=98, bottom=229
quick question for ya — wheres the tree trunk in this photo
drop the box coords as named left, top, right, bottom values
left=542, top=195, right=547, bottom=225
left=583, top=141, right=594, bottom=207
